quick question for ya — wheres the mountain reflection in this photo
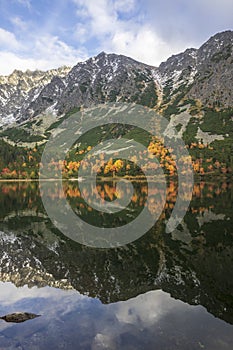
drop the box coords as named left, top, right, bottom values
left=0, top=179, right=233, bottom=325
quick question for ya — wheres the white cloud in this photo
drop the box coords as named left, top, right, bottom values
left=74, top=0, right=117, bottom=36
left=72, top=0, right=188, bottom=66
left=0, top=282, right=83, bottom=305
left=0, top=0, right=232, bottom=75
left=145, top=0, right=233, bottom=48
left=71, top=0, right=233, bottom=67
left=111, top=290, right=187, bottom=326
left=110, top=25, right=184, bottom=66
left=0, top=35, right=87, bottom=75
left=0, top=28, right=20, bottom=50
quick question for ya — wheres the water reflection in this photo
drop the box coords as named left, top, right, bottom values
left=0, top=282, right=233, bottom=350
left=0, top=180, right=233, bottom=348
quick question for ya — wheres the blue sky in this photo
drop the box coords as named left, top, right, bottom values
left=0, top=0, right=232, bottom=74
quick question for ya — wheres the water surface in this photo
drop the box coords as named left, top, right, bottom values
left=0, top=180, right=233, bottom=349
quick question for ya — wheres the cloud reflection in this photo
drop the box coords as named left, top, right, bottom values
left=0, top=282, right=233, bottom=349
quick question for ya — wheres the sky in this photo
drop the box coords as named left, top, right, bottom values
left=0, top=0, right=232, bottom=75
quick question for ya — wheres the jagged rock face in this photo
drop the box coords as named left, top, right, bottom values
left=158, top=31, right=233, bottom=108
left=0, top=67, right=70, bottom=125
left=19, top=52, right=159, bottom=120
left=189, top=31, right=233, bottom=107
left=159, top=48, right=198, bottom=89
left=0, top=52, right=159, bottom=125
left=0, top=30, right=232, bottom=127
left=21, top=76, right=67, bottom=119
left=57, top=52, right=158, bottom=114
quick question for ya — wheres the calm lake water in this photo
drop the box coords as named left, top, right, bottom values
left=0, top=179, right=233, bottom=349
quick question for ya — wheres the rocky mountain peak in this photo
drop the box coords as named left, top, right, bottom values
left=197, top=30, right=233, bottom=67
left=159, top=47, right=198, bottom=87
left=199, top=30, right=233, bottom=53
left=0, top=66, right=71, bottom=89
left=0, top=65, right=71, bottom=126
left=157, top=30, right=233, bottom=108
left=189, top=30, right=233, bottom=107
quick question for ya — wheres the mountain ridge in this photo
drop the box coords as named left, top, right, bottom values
left=0, top=30, right=233, bottom=178
left=0, top=30, right=232, bottom=127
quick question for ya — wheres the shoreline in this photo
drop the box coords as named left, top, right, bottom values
left=0, top=173, right=232, bottom=183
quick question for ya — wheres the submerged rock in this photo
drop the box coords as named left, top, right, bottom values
left=0, top=312, right=41, bottom=323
